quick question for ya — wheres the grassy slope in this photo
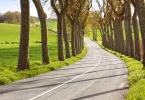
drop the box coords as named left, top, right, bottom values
left=35, top=20, right=57, bottom=31
left=47, top=20, right=57, bottom=30
left=0, top=23, right=87, bottom=85
left=97, top=41, right=145, bottom=100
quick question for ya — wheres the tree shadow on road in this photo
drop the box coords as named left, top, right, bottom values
left=71, top=87, right=128, bottom=100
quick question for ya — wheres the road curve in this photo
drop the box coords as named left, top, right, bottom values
left=0, top=38, right=128, bottom=100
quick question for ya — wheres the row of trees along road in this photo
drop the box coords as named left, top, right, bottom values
left=91, top=0, right=145, bottom=68
left=17, top=0, right=92, bottom=71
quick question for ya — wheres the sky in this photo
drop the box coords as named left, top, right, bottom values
left=0, top=0, right=39, bottom=16
left=0, top=0, right=99, bottom=18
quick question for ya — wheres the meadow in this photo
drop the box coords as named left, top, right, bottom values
left=0, top=23, right=87, bottom=85
left=35, top=20, right=57, bottom=31
left=47, top=20, right=57, bottom=30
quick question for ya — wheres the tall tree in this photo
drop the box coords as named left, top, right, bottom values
left=131, top=0, right=141, bottom=60
left=51, top=0, right=68, bottom=61
left=107, top=0, right=125, bottom=54
left=135, top=0, right=145, bottom=67
left=0, top=13, right=4, bottom=23
left=17, top=0, right=30, bottom=71
left=124, top=0, right=134, bottom=57
left=33, top=0, right=50, bottom=64
left=66, top=0, right=86, bottom=56
left=63, top=15, right=71, bottom=59
left=3, top=11, right=21, bottom=24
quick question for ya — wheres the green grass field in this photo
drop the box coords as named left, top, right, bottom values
left=34, top=20, right=57, bottom=31
left=47, top=20, right=57, bottom=30
left=0, top=23, right=87, bottom=85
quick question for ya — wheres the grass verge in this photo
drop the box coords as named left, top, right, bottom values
left=0, top=23, right=87, bottom=85
left=97, top=41, right=145, bottom=100
left=0, top=46, right=87, bottom=85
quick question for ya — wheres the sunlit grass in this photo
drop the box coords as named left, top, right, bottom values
left=0, top=23, right=87, bottom=85
left=47, top=20, right=57, bottom=30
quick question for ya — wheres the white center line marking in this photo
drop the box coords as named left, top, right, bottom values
left=29, top=46, right=101, bottom=100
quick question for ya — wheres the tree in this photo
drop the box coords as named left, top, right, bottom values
left=131, top=0, right=141, bottom=60
left=63, top=15, right=71, bottom=59
left=66, top=0, right=87, bottom=56
left=89, top=11, right=98, bottom=41
left=17, top=0, right=30, bottom=71
left=51, top=0, right=68, bottom=61
left=107, top=0, right=125, bottom=54
left=135, top=0, right=145, bottom=67
left=30, top=16, right=36, bottom=25
left=0, top=13, right=4, bottom=23
left=3, top=11, right=21, bottom=24
left=124, top=0, right=134, bottom=57
left=33, top=0, right=50, bottom=64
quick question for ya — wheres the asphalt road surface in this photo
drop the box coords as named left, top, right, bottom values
left=0, top=38, right=128, bottom=100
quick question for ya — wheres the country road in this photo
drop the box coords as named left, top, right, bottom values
left=0, top=38, right=128, bottom=100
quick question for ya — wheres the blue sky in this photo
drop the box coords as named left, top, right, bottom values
left=0, top=0, right=38, bottom=16
left=0, top=0, right=99, bottom=18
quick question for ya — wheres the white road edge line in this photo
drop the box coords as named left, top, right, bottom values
left=29, top=50, right=101, bottom=100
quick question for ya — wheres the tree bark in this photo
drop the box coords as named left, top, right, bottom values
left=109, top=21, right=114, bottom=50
left=51, top=0, right=68, bottom=61
left=71, top=21, right=77, bottom=56
left=63, top=15, right=71, bottom=59
left=17, top=0, right=30, bottom=71
left=113, top=20, right=119, bottom=52
left=57, top=15, right=65, bottom=61
left=132, top=10, right=141, bottom=60
left=124, top=0, right=134, bottom=57
left=117, top=19, right=125, bottom=54
left=135, top=0, right=145, bottom=67
left=33, top=0, right=50, bottom=64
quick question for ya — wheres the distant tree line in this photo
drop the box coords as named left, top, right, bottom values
left=0, top=11, right=36, bottom=24
left=0, top=13, right=4, bottom=23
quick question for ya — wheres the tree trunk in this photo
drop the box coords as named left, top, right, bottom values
left=63, top=15, right=71, bottom=59
left=132, top=10, right=141, bottom=60
left=57, top=15, right=65, bottom=61
left=71, top=21, right=76, bottom=56
left=77, top=21, right=82, bottom=54
left=109, top=21, right=114, bottom=50
left=33, top=0, right=50, bottom=64
left=124, top=18, right=130, bottom=56
left=113, top=20, right=119, bottom=52
left=103, top=25, right=108, bottom=48
left=106, top=25, right=111, bottom=49
left=75, top=22, right=79, bottom=55
left=95, top=29, right=97, bottom=41
left=17, top=0, right=30, bottom=71
left=135, top=0, right=145, bottom=67
left=66, top=14, right=77, bottom=56
left=51, top=0, right=68, bottom=61
left=117, top=19, right=125, bottom=54
left=124, top=0, right=134, bottom=57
